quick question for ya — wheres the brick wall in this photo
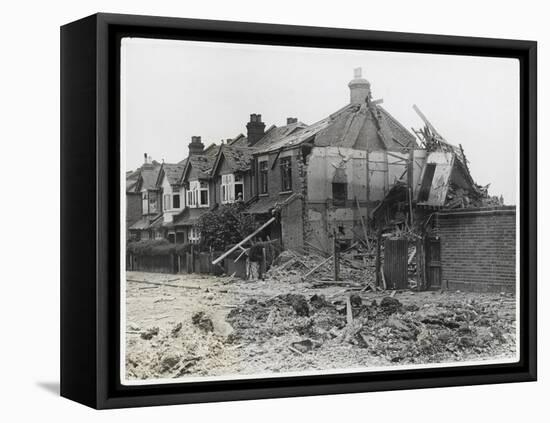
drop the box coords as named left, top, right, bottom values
left=435, top=206, right=516, bottom=292
left=126, top=192, right=142, bottom=229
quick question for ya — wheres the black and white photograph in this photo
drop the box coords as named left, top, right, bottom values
left=121, top=38, right=520, bottom=385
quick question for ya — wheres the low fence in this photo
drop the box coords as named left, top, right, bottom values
left=126, top=250, right=246, bottom=277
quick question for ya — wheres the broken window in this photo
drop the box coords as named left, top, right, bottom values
left=418, top=163, right=437, bottom=202
left=259, top=160, right=268, bottom=194
left=332, top=182, right=347, bottom=206
left=280, top=156, right=292, bottom=192
left=172, top=194, right=180, bottom=209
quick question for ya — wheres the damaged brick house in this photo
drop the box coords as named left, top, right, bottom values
left=242, top=68, right=427, bottom=252
left=126, top=68, right=514, bottom=292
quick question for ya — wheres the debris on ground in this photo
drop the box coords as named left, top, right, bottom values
left=125, top=271, right=516, bottom=381
left=140, top=327, right=159, bottom=340
left=192, top=311, right=214, bottom=333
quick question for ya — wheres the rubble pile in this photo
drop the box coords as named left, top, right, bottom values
left=446, top=184, right=504, bottom=209
left=264, top=247, right=378, bottom=288
left=126, top=316, right=230, bottom=380
left=226, top=292, right=516, bottom=365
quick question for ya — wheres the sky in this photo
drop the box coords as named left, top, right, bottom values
left=121, top=38, right=519, bottom=204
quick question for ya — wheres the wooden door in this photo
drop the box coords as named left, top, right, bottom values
left=427, top=237, right=441, bottom=289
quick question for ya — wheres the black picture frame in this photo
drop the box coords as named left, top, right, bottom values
left=60, top=13, right=537, bottom=409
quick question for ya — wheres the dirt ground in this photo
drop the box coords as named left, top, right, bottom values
left=124, top=271, right=517, bottom=381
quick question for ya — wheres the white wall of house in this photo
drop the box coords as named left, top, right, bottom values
left=307, top=147, right=369, bottom=202
left=307, top=147, right=427, bottom=204
left=161, top=175, right=184, bottom=223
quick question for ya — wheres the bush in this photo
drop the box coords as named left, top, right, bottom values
left=197, top=203, right=257, bottom=251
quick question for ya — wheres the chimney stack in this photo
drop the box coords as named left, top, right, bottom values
left=188, top=136, right=205, bottom=156
left=247, top=114, right=266, bottom=146
left=348, top=67, right=371, bottom=104
left=286, top=117, right=298, bottom=125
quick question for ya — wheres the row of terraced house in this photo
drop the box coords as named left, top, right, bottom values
left=126, top=68, right=515, bottom=294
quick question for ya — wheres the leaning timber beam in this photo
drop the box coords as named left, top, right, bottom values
left=212, top=217, right=276, bottom=265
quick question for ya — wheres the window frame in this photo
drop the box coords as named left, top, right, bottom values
left=259, top=160, right=268, bottom=194
left=280, top=156, right=292, bottom=192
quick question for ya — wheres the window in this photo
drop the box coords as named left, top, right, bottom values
left=332, top=183, right=347, bottom=206
left=234, top=174, right=244, bottom=201
left=172, top=194, right=180, bottom=209
left=221, top=174, right=234, bottom=204
left=259, top=161, right=268, bottom=194
left=280, top=157, right=292, bottom=192
left=142, top=191, right=148, bottom=215
left=188, top=180, right=209, bottom=208
left=221, top=173, right=244, bottom=204
left=163, top=194, right=171, bottom=210
left=189, top=227, right=200, bottom=243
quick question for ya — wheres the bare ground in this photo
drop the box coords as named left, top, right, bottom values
left=124, top=271, right=517, bottom=382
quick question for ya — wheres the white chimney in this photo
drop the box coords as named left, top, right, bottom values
left=348, top=67, right=371, bottom=104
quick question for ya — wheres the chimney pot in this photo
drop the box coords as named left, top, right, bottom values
left=348, top=67, right=371, bottom=104
left=287, top=117, right=298, bottom=125
left=188, top=136, right=205, bottom=156
left=247, top=113, right=266, bottom=146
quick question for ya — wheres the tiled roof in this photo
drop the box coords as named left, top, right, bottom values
left=376, top=106, right=417, bottom=148
left=160, top=162, right=186, bottom=186
left=245, top=196, right=278, bottom=215
left=254, top=102, right=416, bottom=154
left=181, top=145, right=220, bottom=181
left=227, top=133, right=248, bottom=147
left=173, top=207, right=205, bottom=226
left=219, top=144, right=254, bottom=172
left=245, top=193, right=300, bottom=214
left=252, top=121, right=308, bottom=150
left=139, top=165, right=161, bottom=191
left=129, top=213, right=162, bottom=230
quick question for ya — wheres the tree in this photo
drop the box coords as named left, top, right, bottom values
left=197, top=203, right=257, bottom=251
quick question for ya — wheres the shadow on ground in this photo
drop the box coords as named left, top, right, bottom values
left=36, top=381, right=59, bottom=396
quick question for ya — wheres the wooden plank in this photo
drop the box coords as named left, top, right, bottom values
left=355, top=196, right=370, bottom=250
left=127, top=279, right=201, bottom=290
left=303, top=255, right=333, bottom=279
left=212, top=217, right=276, bottom=265
left=346, top=296, right=353, bottom=325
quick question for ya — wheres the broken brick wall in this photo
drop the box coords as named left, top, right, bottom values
left=280, top=196, right=304, bottom=250
left=435, top=206, right=516, bottom=292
